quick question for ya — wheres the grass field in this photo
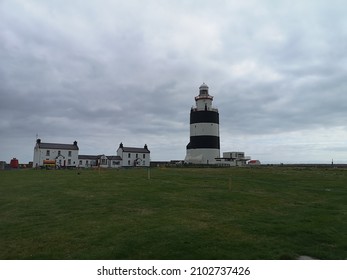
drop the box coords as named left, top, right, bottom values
left=1, top=167, right=346, bottom=260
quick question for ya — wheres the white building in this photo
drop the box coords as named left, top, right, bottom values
left=106, top=156, right=123, bottom=168
left=33, top=139, right=150, bottom=169
left=117, top=143, right=150, bottom=167
left=248, top=160, right=261, bottom=165
left=78, top=155, right=99, bottom=168
left=78, top=144, right=150, bottom=168
left=217, top=152, right=251, bottom=166
left=33, top=139, right=79, bottom=168
left=78, top=155, right=122, bottom=168
left=97, top=155, right=122, bottom=168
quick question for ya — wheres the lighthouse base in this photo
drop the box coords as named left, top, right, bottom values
left=185, top=148, right=220, bottom=165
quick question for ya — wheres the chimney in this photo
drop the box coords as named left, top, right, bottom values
left=73, top=141, right=77, bottom=146
left=36, top=139, right=41, bottom=144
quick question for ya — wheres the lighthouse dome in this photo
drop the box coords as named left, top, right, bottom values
left=199, top=83, right=209, bottom=96
left=199, top=83, right=209, bottom=90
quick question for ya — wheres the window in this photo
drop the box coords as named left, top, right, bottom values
left=128, top=160, right=130, bottom=165
left=128, top=153, right=131, bottom=158
left=68, top=159, right=71, bottom=165
left=86, top=160, right=89, bottom=165
left=58, top=151, right=61, bottom=156
left=46, top=150, right=50, bottom=156
left=143, top=154, right=145, bottom=159
left=79, top=160, right=82, bottom=165
left=68, top=151, right=72, bottom=157
left=136, top=153, right=138, bottom=158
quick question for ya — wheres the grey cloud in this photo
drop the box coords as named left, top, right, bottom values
left=1, top=0, right=347, bottom=163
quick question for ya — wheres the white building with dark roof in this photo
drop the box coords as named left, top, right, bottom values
left=117, top=143, right=150, bottom=167
left=98, top=155, right=122, bottom=168
left=78, top=154, right=122, bottom=168
left=106, top=155, right=122, bottom=168
left=77, top=144, right=148, bottom=168
left=216, top=152, right=251, bottom=166
left=78, top=155, right=99, bottom=168
left=33, top=139, right=79, bottom=168
left=33, top=139, right=150, bottom=168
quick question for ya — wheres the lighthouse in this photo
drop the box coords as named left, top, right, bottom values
left=185, top=83, right=220, bottom=164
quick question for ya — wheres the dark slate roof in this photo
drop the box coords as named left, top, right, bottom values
left=121, top=147, right=150, bottom=153
left=107, top=156, right=122, bottom=160
left=38, top=142, right=79, bottom=150
left=78, top=155, right=99, bottom=160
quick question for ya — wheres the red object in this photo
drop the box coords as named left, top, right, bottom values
left=10, top=158, right=19, bottom=168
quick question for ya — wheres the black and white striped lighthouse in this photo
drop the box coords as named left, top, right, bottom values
left=185, top=83, right=220, bottom=164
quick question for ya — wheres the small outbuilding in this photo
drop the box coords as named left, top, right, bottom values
left=10, top=158, right=19, bottom=169
left=0, top=161, right=6, bottom=170
left=248, top=160, right=261, bottom=165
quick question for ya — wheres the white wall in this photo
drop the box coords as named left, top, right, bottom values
left=185, top=148, right=220, bottom=164
left=78, top=159, right=95, bottom=168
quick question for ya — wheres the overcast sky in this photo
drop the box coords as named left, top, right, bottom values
left=1, top=0, right=347, bottom=164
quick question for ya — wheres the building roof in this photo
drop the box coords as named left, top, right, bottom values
left=120, top=146, right=150, bottom=153
left=78, top=155, right=99, bottom=160
left=37, top=142, right=79, bottom=150
left=107, top=155, right=122, bottom=160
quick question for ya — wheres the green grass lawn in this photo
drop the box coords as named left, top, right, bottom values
left=1, top=167, right=346, bottom=259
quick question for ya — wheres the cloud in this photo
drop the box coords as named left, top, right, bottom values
left=1, top=0, right=347, bottom=163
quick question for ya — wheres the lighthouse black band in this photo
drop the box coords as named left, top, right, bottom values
left=190, top=110, right=219, bottom=124
left=187, top=136, right=220, bottom=149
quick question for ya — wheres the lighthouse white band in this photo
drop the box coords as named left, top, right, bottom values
left=190, top=123, right=219, bottom=136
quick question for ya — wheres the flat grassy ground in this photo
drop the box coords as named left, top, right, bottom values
left=0, top=167, right=346, bottom=260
